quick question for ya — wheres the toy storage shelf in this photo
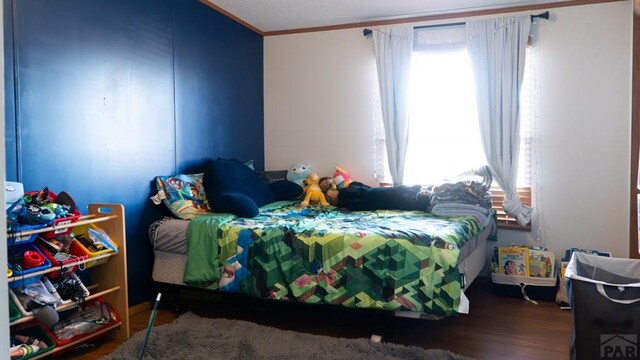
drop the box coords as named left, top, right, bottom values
left=8, top=203, right=129, bottom=357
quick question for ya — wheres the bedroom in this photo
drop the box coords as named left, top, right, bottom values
left=0, top=0, right=638, bottom=359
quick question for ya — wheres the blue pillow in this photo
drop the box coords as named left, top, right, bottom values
left=269, top=180, right=303, bottom=201
left=212, top=192, right=259, bottom=218
left=204, top=159, right=276, bottom=216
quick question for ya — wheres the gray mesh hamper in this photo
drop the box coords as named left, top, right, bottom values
left=565, top=253, right=640, bottom=360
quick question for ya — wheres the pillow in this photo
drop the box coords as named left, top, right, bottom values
left=269, top=180, right=303, bottom=201
left=153, top=173, right=210, bottom=220
left=211, top=192, right=259, bottom=218
left=204, top=159, right=276, bottom=216
left=257, top=170, right=288, bottom=184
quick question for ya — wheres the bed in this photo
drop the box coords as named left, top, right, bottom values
left=149, top=200, right=495, bottom=318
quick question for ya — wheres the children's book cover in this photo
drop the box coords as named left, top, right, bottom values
left=498, top=247, right=529, bottom=276
left=529, top=249, right=555, bottom=278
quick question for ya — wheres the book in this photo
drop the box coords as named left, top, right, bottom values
left=498, top=247, right=529, bottom=276
left=529, top=249, right=555, bottom=278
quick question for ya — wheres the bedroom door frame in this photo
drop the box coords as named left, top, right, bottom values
left=630, top=9, right=639, bottom=259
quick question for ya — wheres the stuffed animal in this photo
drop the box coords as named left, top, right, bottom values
left=333, top=166, right=353, bottom=189
left=319, top=177, right=339, bottom=206
left=300, top=173, right=329, bottom=207
left=286, top=163, right=312, bottom=187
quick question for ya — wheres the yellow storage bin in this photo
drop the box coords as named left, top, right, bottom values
left=71, top=223, right=118, bottom=269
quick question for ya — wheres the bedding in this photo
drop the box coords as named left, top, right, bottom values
left=175, top=201, right=492, bottom=317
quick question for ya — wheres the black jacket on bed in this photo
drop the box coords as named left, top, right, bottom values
left=337, top=182, right=430, bottom=212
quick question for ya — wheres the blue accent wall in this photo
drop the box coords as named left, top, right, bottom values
left=4, top=0, right=264, bottom=305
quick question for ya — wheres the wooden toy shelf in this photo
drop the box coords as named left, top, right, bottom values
left=8, top=203, right=129, bottom=358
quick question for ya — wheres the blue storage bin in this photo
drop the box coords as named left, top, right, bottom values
left=7, top=223, right=47, bottom=246
left=8, top=243, right=52, bottom=288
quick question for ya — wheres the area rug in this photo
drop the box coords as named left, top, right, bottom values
left=103, top=312, right=472, bottom=360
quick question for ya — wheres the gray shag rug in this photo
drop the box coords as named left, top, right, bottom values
left=103, top=312, right=472, bottom=360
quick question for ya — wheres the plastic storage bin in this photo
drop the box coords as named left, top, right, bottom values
left=9, top=298, right=21, bottom=323
left=10, top=278, right=63, bottom=317
left=566, top=253, right=640, bottom=360
left=491, top=273, right=558, bottom=302
left=70, top=223, right=117, bottom=269
left=11, top=273, right=89, bottom=317
left=11, top=323, right=56, bottom=359
left=40, top=209, right=82, bottom=239
left=48, top=272, right=90, bottom=303
left=43, top=299, right=120, bottom=348
left=8, top=243, right=52, bottom=288
left=7, top=223, right=47, bottom=246
left=35, top=238, right=82, bottom=278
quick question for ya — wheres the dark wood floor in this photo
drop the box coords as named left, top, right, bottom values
left=65, top=277, right=573, bottom=360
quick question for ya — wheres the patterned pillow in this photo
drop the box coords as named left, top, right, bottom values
left=153, top=173, right=210, bottom=220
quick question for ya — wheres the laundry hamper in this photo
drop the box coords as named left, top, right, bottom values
left=565, top=253, right=640, bottom=360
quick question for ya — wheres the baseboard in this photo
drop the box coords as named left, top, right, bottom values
left=129, top=301, right=152, bottom=316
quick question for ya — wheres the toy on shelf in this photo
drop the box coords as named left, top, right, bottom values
left=7, top=188, right=81, bottom=244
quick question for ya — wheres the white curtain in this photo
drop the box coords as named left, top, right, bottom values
left=372, top=26, right=413, bottom=185
left=466, top=16, right=533, bottom=226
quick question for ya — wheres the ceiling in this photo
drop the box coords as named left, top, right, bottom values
left=205, top=0, right=565, bottom=33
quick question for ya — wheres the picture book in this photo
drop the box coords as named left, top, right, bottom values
left=529, top=249, right=555, bottom=278
left=498, top=247, right=529, bottom=276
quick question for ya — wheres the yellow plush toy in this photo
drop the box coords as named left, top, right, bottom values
left=300, top=173, right=329, bottom=207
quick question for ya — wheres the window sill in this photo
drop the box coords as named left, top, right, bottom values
left=497, top=219, right=532, bottom=231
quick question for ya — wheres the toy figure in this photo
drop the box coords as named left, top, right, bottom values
left=300, top=173, right=329, bottom=207
left=333, top=166, right=353, bottom=189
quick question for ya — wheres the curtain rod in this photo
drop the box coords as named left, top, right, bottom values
left=362, top=10, right=549, bottom=38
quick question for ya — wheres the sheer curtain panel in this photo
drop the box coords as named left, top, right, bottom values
left=372, top=26, right=413, bottom=185
left=466, top=16, right=533, bottom=226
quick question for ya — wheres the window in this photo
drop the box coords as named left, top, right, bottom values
left=373, top=24, right=534, bottom=229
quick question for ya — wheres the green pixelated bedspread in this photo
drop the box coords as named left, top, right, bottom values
left=183, top=201, right=486, bottom=317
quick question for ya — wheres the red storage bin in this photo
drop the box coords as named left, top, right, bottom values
left=39, top=210, right=82, bottom=239
left=23, top=190, right=82, bottom=239
left=43, top=299, right=120, bottom=348
left=35, top=239, right=86, bottom=278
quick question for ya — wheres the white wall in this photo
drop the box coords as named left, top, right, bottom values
left=264, top=28, right=379, bottom=185
left=264, top=1, right=633, bottom=261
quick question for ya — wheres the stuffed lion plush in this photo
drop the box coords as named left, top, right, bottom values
left=300, top=173, right=329, bottom=207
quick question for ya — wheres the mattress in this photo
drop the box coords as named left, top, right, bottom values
left=150, top=213, right=495, bottom=306
left=150, top=214, right=493, bottom=262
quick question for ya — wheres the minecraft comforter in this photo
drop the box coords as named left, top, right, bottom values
left=182, top=201, right=487, bottom=317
